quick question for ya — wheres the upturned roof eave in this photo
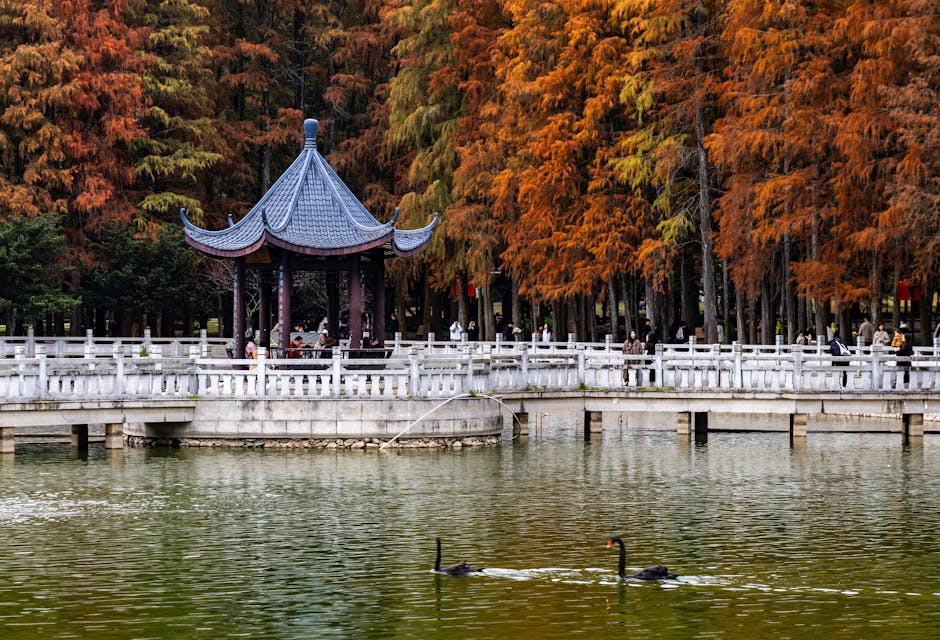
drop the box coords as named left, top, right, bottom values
left=184, top=230, right=394, bottom=259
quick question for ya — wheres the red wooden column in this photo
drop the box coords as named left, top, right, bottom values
left=277, top=251, right=292, bottom=352
left=258, top=277, right=271, bottom=347
left=327, top=280, right=339, bottom=337
left=233, top=257, right=246, bottom=359
left=373, top=257, right=386, bottom=346
left=349, top=255, right=362, bottom=349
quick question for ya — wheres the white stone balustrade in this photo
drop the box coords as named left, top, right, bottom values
left=2, top=339, right=940, bottom=402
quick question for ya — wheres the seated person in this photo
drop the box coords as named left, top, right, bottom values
left=316, top=329, right=338, bottom=358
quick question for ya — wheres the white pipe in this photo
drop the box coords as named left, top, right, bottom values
left=379, top=393, right=519, bottom=450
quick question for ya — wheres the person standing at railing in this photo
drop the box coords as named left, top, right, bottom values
left=623, top=329, right=643, bottom=383
left=449, top=320, right=463, bottom=341
left=896, top=326, right=913, bottom=385
left=872, top=322, right=891, bottom=347
left=644, top=327, right=659, bottom=383
left=829, top=332, right=850, bottom=387
left=858, top=317, right=874, bottom=346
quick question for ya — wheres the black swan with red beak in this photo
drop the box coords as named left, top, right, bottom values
left=607, top=536, right=677, bottom=580
left=433, top=537, right=484, bottom=575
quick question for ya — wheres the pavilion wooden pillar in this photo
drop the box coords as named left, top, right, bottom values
left=277, top=252, right=292, bottom=352
left=374, top=258, right=386, bottom=346
left=327, top=281, right=339, bottom=337
left=233, top=258, right=246, bottom=359
left=350, top=255, right=362, bottom=349
left=258, top=277, right=271, bottom=347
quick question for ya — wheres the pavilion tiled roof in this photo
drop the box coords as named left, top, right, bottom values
left=181, top=119, right=437, bottom=258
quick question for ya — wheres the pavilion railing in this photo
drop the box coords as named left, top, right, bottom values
left=2, top=336, right=940, bottom=402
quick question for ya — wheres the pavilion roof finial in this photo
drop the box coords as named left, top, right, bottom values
left=304, top=119, right=318, bottom=149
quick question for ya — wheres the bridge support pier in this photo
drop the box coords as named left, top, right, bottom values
left=902, top=414, right=924, bottom=440
left=694, top=412, right=708, bottom=433
left=677, top=412, right=691, bottom=436
left=789, top=413, right=808, bottom=439
left=1, top=426, right=13, bottom=454
left=583, top=411, right=602, bottom=440
left=513, top=412, right=529, bottom=437
left=71, top=424, right=88, bottom=450
left=105, top=422, right=123, bottom=449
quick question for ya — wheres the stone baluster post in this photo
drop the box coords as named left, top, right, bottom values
left=331, top=347, right=342, bottom=396
left=408, top=347, right=420, bottom=397
left=393, top=332, right=402, bottom=355
left=34, top=345, right=47, bottom=399
left=871, top=344, right=882, bottom=391
left=655, top=342, right=664, bottom=388
left=115, top=354, right=125, bottom=396
left=520, top=344, right=529, bottom=388
left=792, top=346, right=803, bottom=391
left=604, top=334, right=612, bottom=353
left=465, top=346, right=474, bottom=392
left=256, top=346, right=267, bottom=395
left=577, top=345, right=586, bottom=387
left=427, top=332, right=435, bottom=350
left=150, top=344, right=162, bottom=373
left=200, top=329, right=209, bottom=357
left=26, top=327, right=35, bottom=357
left=732, top=342, right=743, bottom=389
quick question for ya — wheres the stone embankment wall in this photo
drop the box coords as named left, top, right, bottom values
left=125, top=435, right=501, bottom=449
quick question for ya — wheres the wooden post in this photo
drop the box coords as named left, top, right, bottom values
left=0, top=427, right=13, bottom=454
left=350, top=255, right=362, bottom=349
left=104, top=423, right=123, bottom=449
left=258, top=278, right=271, bottom=347
left=71, top=424, right=89, bottom=450
left=373, top=258, right=386, bottom=346
left=327, top=281, right=339, bottom=338
left=233, top=257, right=246, bottom=360
left=277, top=251, right=292, bottom=353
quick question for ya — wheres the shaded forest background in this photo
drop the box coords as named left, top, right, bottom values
left=0, top=0, right=937, bottom=343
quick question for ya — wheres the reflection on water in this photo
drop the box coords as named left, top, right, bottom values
left=2, top=424, right=940, bottom=639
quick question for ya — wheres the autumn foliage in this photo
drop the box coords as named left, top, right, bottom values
left=0, top=0, right=937, bottom=340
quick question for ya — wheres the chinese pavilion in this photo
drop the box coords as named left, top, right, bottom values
left=181, top=118, right=437, bottom=358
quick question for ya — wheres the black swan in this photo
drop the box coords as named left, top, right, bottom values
left=607, top=536, right=677, bottom=580
left=433, top=537, right=483, bottom=575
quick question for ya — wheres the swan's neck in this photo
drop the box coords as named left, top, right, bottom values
left=434, top=539, right=442, bottom=572
left=616, top=540, right=626, bottom=578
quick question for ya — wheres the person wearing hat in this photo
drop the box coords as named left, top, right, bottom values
left=315, top=329, right=337, bottom=359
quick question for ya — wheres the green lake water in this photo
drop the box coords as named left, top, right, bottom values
left=2, top=423, right=940, bottom=639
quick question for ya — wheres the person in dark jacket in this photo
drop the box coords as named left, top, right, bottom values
left=896, top=326, right=914, bottom=385
left=644, top=328, right=659, bottom=384
left=829, top=331, right=850, bottom=387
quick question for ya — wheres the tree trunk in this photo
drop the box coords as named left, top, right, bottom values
left=722, top=264, right=732, bottom=343
left=760, top=281, right=773, bottom=345
left=457, top=274, right=469, bottom=329
left=511, top=279, right=521, bottom=330
left=566, top=297, right=577, bottom=340
left=607, top=274, right=619, bottom=341
left=694, top=105, right=719, bottom=343
left=892, top=264, right=901, bottom=328
left=919, top=283, right=932, bottom=346
left=870, top=256, right=881, bottom=325
left=784, top=236, right=797, bottom=343
left=481, top=283, right=495, bottom=341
